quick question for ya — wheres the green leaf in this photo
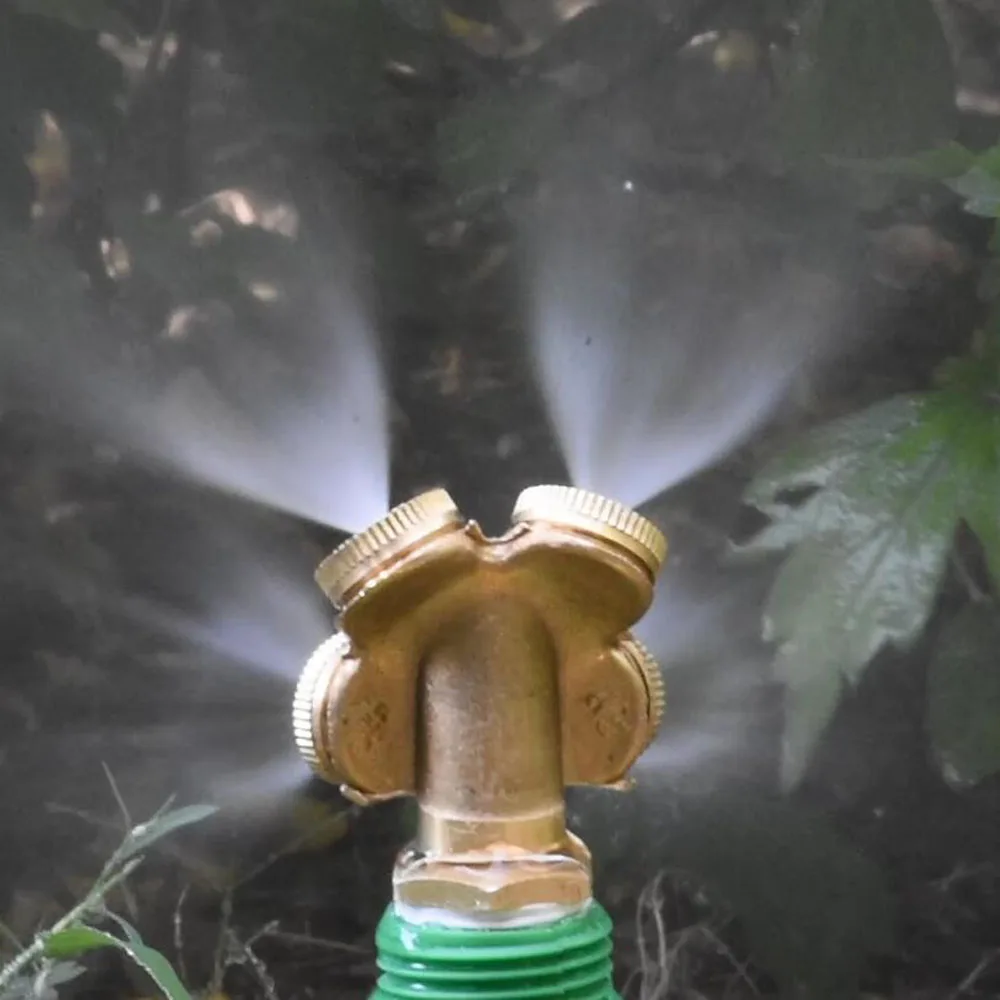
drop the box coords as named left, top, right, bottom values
left=11, top=0, right=135, bottom=37
left=437, top=84, right=566, bottom=207
left=779, top=0, right=956, bottom=159
left=118, top=804, right=218, bottom=864
left=44, top=926, right=192, bottom=1000
left=741, top=391, right=1000, bottom=788
left=44, top=925, right=114, bottom=958
left=928, top=604, right=1000, bottom=787
left=735, top=394, right=922, bottom=538
left=948, top=166, right=1000, bottom=218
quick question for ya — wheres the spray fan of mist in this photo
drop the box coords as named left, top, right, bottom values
left=523, top=166, right=844, bottom=509
left=123, top=190, right=391, bottom=535
left=1, top=176, right=390, bottom=537
left=41, top=509, right=337, bottom=815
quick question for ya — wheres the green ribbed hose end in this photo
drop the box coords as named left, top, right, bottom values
left=370, top=904, right=621, bottom=999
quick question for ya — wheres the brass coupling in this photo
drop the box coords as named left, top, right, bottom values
left=293, top=485, right=666, bottom=920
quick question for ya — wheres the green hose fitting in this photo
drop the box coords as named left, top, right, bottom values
left=371, top=903, right=620, bottom=999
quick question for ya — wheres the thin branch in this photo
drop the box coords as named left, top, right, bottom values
left=255, top=927, right=369, bottom=956
left=0, top=858, right=142, bottom=991
left=949, top=948, right=1000, bottom=1000
left=234, top=806, right=360, bottom=890
left=126, top=0, right=178, bottom=118
left=0, top=921, right=24, bottom=953
left=46, top=799, right=226, bottom=892
left=228, top=932, right=279, bottom=1000
left=698, top=925, right=759, bottom=995
left=243, top=920, right=280, bottom=948
left=101, top=761, right=132, bottom=831
left=172, top=882, right=190, bottom=985
left=208, top=890, right=233, bottom=996
left=103, top=0, right=178, bottom=184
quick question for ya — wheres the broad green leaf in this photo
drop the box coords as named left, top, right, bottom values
left=927, top=345, right=1000, bottom=593
left=44, top=925, right=115, bottom=958
left=437, top=85, right=566, bottom=206
left=44, top=926, right=192, bottom=1000
left=762, top=427, right=961, bottom=789
left=928, top=605, right=1000, bottom=787
left=741, top=389, right=1000, bottom=788
left=11, top=0, right=135, bottom=37
left=779, top=0, right=956, bottom=160
left=948, top=167, right=1000, bottom=218
left=738, top=394, right=922, bottom=526
left=118, top=804, right=218, bottom=864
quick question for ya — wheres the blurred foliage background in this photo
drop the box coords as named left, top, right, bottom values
left=1, top=0, right=1000, bottom=998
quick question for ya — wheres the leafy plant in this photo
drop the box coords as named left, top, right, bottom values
left=0, top=798, right=216, bottom=1000
left=736, top=379, right=999, bottom=788
left=735, top=101, right=1000, bottom=791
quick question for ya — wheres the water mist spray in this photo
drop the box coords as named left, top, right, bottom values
left=292, top=485, right=667, bottom=998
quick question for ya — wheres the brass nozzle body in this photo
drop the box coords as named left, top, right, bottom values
left=294, top=486, right=665, bottom=919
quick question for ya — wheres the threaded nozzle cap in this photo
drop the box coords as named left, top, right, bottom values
left=292, top=632, right=353, bottom=777
left=511, top=485, right=667, bottom=576
left=620, top=634, right=665, bottom=736
left=316, top=489, right=462, bottom=607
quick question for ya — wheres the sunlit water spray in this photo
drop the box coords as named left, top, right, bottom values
left=523, top=168, right=843, bottom=508
left=144, top=253, right=391, bottom=534
left=120, top=542, right=332, bottom=685
left=1, top=163, right=389, bottom=535
left=115, top=525, right=332, bottom=808
left=0, top=106, right=392, bottom=852
left=630, top=574, right=768, bottom=785
left=5, top=511, right=334, bottom=822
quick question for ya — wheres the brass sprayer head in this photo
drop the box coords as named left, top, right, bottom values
left=293, top=485, right=666, bottom=926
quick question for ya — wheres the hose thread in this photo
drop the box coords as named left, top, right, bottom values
left=372, top=904, right=619, bottom=999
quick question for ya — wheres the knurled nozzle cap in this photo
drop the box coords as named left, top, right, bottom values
left=315, top=488, right=462, bottom=607
left=292, top=632, right=352, bottom=777
left=511, top=485, right=667, bottom=577
left=621, top=635, right=666, bottom=736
